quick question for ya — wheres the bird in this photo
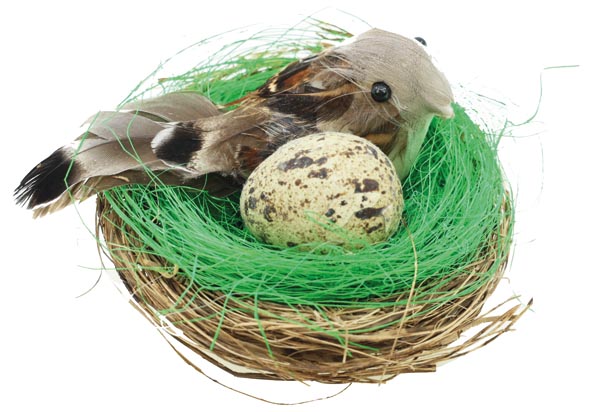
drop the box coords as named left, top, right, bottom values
left=14, top=28, right=454, bottom=217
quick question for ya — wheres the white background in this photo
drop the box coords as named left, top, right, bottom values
left=1, top=1, right=598, bottom=410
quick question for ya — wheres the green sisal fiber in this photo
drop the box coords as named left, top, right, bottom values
left=100, top=21, right=512, bottom=314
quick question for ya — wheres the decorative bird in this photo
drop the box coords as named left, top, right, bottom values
left=14, top=28, right=454, bottom=217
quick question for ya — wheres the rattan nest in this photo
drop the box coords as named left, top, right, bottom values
left=96, top=192, right=528, bottom=384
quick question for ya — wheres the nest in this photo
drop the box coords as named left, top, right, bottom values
left=92, top=22, right=530, bottom=384
left=97, top=194, right=525, bottom=383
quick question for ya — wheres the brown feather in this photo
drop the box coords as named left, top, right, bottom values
left=20, top=93, right=222, bottom=216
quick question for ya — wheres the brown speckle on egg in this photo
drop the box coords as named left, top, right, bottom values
left=308, top=168, right=329, bottom=179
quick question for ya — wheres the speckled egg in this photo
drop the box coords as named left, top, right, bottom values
left=240, top=132, right=404, bottom=249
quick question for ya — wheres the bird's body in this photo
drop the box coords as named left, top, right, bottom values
left=15, top=28, right=454, bottom=217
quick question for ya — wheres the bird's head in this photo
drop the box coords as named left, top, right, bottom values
left=334, top=28, right=454, bottom=123
left=257, top=28, right=454, bottom=153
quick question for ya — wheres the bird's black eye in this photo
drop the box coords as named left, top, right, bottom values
left=414, top=37, right=427, bottom=46
left=371, top=82, right=392, bottom=103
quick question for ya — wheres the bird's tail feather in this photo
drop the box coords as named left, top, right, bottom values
left=14, top=92, right=222, bottom=216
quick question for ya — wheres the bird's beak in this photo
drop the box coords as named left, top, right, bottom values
left=438, top=104, right=455, bottom=119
